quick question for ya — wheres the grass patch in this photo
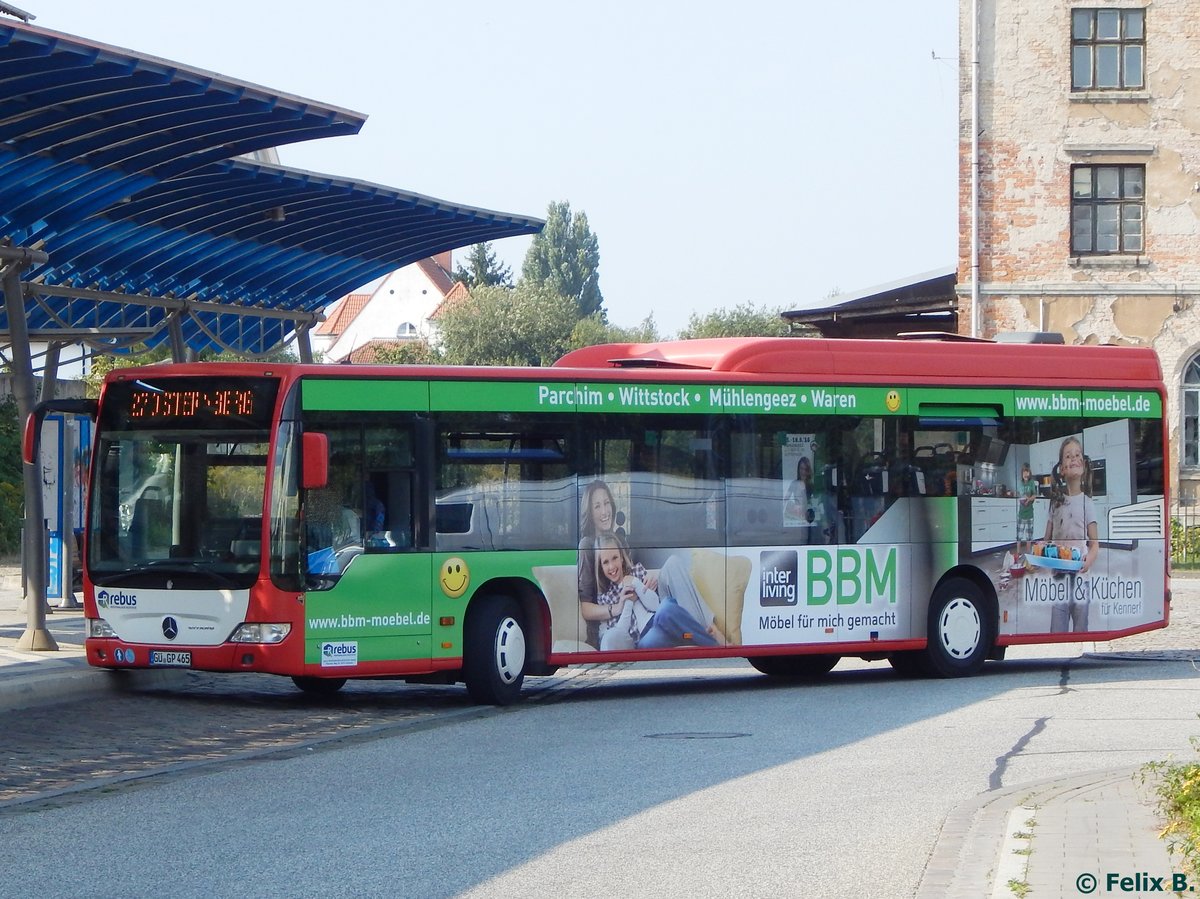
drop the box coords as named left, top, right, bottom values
left=1143, top=741, right=1200, bottom=876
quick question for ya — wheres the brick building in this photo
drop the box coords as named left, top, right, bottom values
left=961, top=0, right=1200, bottom=501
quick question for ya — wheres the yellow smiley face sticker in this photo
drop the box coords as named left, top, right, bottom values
left=439, top=557, right=470, bottom=598
left=885, top=390, right=901, bottom=413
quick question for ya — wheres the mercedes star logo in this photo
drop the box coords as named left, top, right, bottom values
left=162, top=617, right=179, bottom=640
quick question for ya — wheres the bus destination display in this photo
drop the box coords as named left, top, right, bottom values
left=102, top=377, right=279, bottom=429
left=129, top=387, right=257, bottom=420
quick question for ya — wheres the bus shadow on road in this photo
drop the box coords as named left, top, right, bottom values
left=530, top=649, right=1200, bottom=706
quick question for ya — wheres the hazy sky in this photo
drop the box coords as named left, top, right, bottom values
left=32, top=1, right=960, bottom=337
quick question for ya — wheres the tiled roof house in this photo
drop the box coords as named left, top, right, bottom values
left=313, top=252, right=458, bottom=363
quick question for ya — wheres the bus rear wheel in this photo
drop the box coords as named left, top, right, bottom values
left=464, top=595, right=527, bottom=705
left=749, top=654, right=839, bottom=678
left=292, top=676, right=347, bottom=695
left=923, top=577, right=993, bottom=677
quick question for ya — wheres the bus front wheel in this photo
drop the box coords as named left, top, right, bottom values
left=292, top=676, right=347, bottom=695
left=464, top=595, right=527, bottom=705
left=923, top=577, right=993, bottom=677
left=749, top=654, right=839, bottom=678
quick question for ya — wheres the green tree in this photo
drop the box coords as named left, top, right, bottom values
left=568, top=313, right=661, bottom=350
left=521, top=201, right=603, bottom=318
left=0, top=396, right=21, bottom=554
left=83, top=342, right=298, bottom=398
left=438, top=284, right=580, bottom=366
left=453, top=242, right=513, bottom=289
left=199, top=345, right=298, bottom=364
left=677, top=302, right=792, bottom=339
left=372, top=339, right=443, bottom=365
left=84, top=346, right=170, bottom=398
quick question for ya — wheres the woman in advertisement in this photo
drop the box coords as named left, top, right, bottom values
left=578, top=484, right=662, bottom=595
left=784, top=455, right=820, bottom=544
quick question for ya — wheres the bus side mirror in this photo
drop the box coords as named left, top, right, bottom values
left=301, top=432, right=329, bottom=490
left=21, top=413, right=35, bottom=465
left=23, top=398, right=97, bottom=465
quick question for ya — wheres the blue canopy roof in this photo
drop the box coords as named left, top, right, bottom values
left=0, top=19, right=543, bottom=355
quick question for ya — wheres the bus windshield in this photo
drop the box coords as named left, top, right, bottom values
left=88, top=376, right=279, bottom=590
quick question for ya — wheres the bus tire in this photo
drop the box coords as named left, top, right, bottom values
left=464, top=594, right=527, bottom=705
left=923, top=577, right=993, bottom=677
left=292, top=676, right=347, bottom=695
left=748, top=654, right=839, bottom=678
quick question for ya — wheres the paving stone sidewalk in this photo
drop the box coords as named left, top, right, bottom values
left=918, top=576, right=1200, bottom=897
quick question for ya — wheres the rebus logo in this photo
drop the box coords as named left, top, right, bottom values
left=320, top=640, right=357, bottom=668
left=96, top=589, right=138, bottom=609
left=760, top=550, right=798, bottom=607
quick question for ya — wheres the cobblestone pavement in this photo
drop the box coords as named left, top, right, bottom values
left=0, top=665, right=622, bottom=810
left=3, top=676, right=450, bottom=807
left=1086, top=576, right=1200, bottom=657
left=5, top=580, right=1198, bottom=812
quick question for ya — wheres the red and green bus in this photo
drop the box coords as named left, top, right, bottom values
left=63, top=335, right=1167, bottom=703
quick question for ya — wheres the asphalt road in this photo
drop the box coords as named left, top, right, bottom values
left=5, top=635, right=1200, bottom=898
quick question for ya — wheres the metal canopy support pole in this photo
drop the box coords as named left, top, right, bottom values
left=296, top=324, right=313, bottom=363
left=167, top=311, right=187, bottom=362
left=42, top=341, right=60, bottom=402
left=0, top=245, right=55, bottom=651
left=59, top=418, right=79, bottom=609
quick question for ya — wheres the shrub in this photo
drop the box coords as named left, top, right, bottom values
left=1144, top=741, right=1200, bottom=876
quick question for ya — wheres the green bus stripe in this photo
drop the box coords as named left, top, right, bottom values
left=302, top=379, right=429, bottom=411
left=300, top=377, right=1161, bottom=420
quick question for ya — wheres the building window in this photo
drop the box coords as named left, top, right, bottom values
left=1071, top=165, right=1144, bottom=255
left=396, top=322, right=418, bottom=337
left=1072, top=8, right=1145, bottom=90
left=1185, top=356, right=1200, bottom=468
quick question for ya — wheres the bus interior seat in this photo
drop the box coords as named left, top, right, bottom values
left=201, top=518, right=262, bottom=557
left=931, top=444, right=960, bottom=495
left=230, top=539, right=261, bottom=559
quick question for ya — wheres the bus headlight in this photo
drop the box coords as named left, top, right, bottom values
left=229, top=622, right=292, bottom=644
left=87, top=618, right=116, bottom=638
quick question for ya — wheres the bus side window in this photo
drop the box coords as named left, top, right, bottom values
left=368, top=470, right=414, bottom=549
left=727, top=416, right=844, bottom=547
left=361, top=421, right=417, bottom=551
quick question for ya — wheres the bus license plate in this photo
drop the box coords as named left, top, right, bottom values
left=149, top=650, right=191, bottom=667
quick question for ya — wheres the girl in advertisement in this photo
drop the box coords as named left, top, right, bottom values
left=1016, top=462, right=1038, bottom=561
left=581, top=532, right=725, bottom=651
left=1045, top=435, right=1099, bottom=632
left=577, top=480, right=657, bottom=647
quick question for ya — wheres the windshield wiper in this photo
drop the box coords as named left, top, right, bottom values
left=96, top=559, right=240, bottom=589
